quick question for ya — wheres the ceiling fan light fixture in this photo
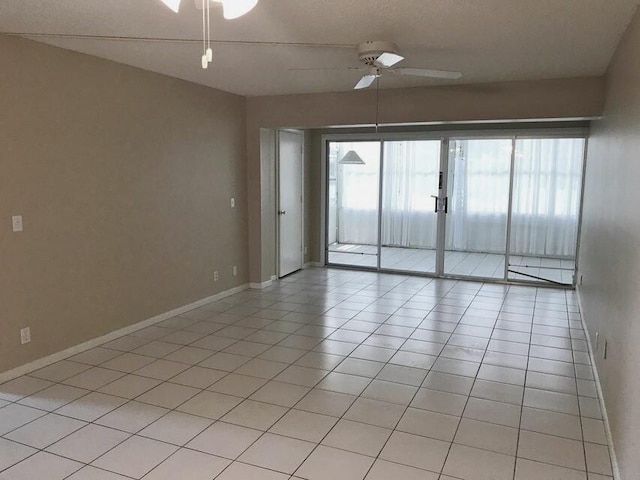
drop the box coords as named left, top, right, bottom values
left=339, top=150, right=366, bottom=165
left=160, top=0, right=181, bottom=13
left=212, top=0, right=259, bottom=19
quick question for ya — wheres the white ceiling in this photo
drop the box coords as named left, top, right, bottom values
left=1, top=0, right=638, bottom=96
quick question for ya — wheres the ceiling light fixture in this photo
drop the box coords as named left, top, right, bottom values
left=160, top=0, right=181, bottom=13
left=212, top=0, right=259, bottom=20
left=339, top=150, right=366, bottom=165
left=159, top=0, right=259, bottom=68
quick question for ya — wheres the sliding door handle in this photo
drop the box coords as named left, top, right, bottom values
left=432, top=195, right=448, bottom=213
left=431, top=195, right=438, bottom=213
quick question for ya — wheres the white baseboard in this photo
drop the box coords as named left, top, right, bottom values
left=304, top=262, right=324, bottom=268
left=0, top=283, right=249, bottom=385
left=576, top=287, right=621, bottom=480
left=250, top=275, right=280, bottom=290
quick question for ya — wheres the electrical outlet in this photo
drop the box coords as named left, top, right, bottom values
left=214, top=271, right=219, bottom=282
left=230, top=198, right=235, bottom=208
left=20, top=327, right=31, bottom=345
left=12, top=215, right=23, bottom=232
left=232, top=266, right=237, bottom=276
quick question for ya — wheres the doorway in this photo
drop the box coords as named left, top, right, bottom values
left=324, top=132, right=586, bottom=286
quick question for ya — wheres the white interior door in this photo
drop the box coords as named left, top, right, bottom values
left=278, top=130, right=304, bottom=277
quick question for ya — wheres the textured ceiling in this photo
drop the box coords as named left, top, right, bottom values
left=0, top=0, right=638, bottom=96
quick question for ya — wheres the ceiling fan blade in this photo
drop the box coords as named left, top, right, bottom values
left=374, top=52, right=405, bottom=68
left=354, top=75, right=377, bottom=90
left=288, top=67, right=363, bottom=72
left=393, top=67, right=463, bottom=79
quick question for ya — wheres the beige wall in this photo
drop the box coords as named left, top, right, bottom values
left=247, top=77, right=604, bottom=130
left=247, top=77, right=605, bottom=283
left=579, top=7, right=640, bottom=479
left=0, top=35, right=248, bottom=373
left=305, top=131, right=323, bottom=264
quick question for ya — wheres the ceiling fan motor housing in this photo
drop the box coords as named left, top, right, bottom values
left=357, top=41, right=399, bottom=66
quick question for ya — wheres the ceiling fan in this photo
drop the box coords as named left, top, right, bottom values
left=294, top=41, right=463, bottom=90
left=161, top=0, right=258, bottom=19
left=160, top=0, right=259, bottom=68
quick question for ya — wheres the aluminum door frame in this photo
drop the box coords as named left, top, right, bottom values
left=321, top=129, right=588, bottom=288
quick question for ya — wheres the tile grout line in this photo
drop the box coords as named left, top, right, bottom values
left=0, top=269, right=609, bottom=480
left=510, top=285, right=536, bottom=480
left=437, top=281, right=510, bottom=479
left=288, top=275, right=453, bottom=479
left=356, top=277, right=464, bottom=480
left=568, top=287, right=592, bottom=477
left=1, top=278, right=513, bottom=473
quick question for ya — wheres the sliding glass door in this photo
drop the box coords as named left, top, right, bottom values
left=507, top=138, right=585, bottom=284
left=379, top=140, right=442, bottom=273
left=444, top=139, right=513, bottom=279
left=325, top=133, right=586, bottom=286
left=327, top=141, right=381, bottom=268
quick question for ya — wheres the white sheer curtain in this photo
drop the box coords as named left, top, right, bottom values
left=510, top=138, right=584, bottom=257
left=334, top=142, right=380, bottom=245
left=333, top=138, right=584, bottom=258
left=335, top=141, right=440, bottom=247
left=380, top=141, right=440, bottom=248
left=446, top=139, right=512, bottom=253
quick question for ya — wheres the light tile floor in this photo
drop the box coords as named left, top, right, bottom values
left=328, top=244, right=575, bottom=284
left=0, top=268, right=612, bottom=480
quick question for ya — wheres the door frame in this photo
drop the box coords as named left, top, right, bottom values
left=442, top=135, right=515, bottom=281
left=276, top=129, right=305, bottom=278
left=320, top=127, right=589, bottom=287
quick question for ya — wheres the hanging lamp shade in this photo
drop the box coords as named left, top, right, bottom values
left=212, top=0, right=259, bottom=19
left=339, top=150, right=366, bottom=165
left=160, top=0, right=181, bottom=12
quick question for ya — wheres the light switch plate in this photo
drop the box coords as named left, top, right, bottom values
left=230, top=198, right=235, bottom=208
left=12, top=215, right=23, bottom=232
left=20, top=327, right=31, bottom=345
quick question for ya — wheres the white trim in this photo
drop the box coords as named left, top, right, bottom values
left=321, top=118, right=597, bottom=129
left=250, top=279, right=273, bottom=289
left=303, top=262, right=324, bottom=269
left=320, top=137, right=327, bottom=266
left=0, top=284, right=249, bottom=385
left=320, top=128, right=589, bottom=144
left=271, top=275, right=278, bottom=281
left=576, top=287, right=621, bottom=480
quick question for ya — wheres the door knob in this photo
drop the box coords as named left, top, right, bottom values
left=278, top=210, right=287, bottom=215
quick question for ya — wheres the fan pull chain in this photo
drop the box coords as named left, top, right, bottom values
left=206, top=0, right=213, bottom=62
left=375, top=70, right=380, bottom=133
left=201, top=0, right=208, bottom=68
